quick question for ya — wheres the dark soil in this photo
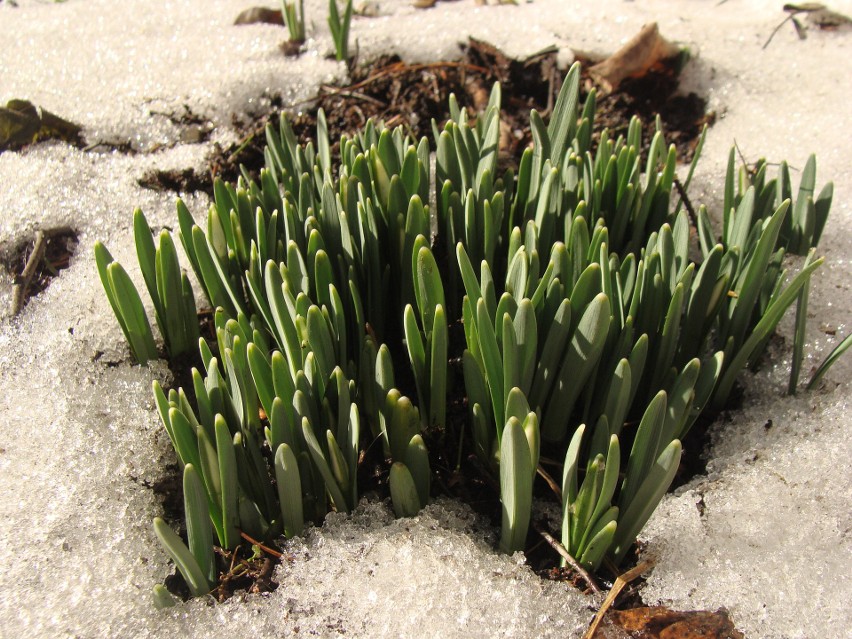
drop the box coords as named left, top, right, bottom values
left=1, top=228, right=78, bottom=315
left=141, top=38, right=712, bottom=195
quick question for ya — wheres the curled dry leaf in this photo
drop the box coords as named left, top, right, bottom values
left=589, top=23, right=682, bottom=92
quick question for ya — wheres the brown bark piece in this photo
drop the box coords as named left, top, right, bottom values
left=593, top=606, right=745, bottom=639
left=589, top=23, right=681, bottom=92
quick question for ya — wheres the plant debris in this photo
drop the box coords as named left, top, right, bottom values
left=137, top=166, right=212, bottom=193
left=234, top=6, right=284, bottom=25
left=591, top=606, right=745, bottom=639
left=764, top=3, right=852, bottom=49
left=207, top=37, right=711, bottom=188
left=0, top=99, right=84, bottom=153
left=589, top=23, right=684, bottom=92
left=2, top=227, right=78, bottom=315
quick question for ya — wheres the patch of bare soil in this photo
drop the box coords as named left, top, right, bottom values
left=186, top=37, right=712, bottom=192
left=1, top=227, right=78, bottom=315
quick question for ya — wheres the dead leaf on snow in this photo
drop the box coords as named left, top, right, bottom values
left=234, top=6, right=284, bottom=25
left=589, top=23, right=682, bottom=93
left=592, top=606, right=745, bottom=639
left=0, top=99, right=83, bottom=152
left=806, top=7, right=852, bottom=28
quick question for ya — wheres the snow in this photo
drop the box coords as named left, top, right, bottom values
left=0, top=0, right=850, bottom=637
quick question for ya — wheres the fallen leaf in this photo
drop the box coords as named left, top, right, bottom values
left=0, top=99, right=83, bottom=152
left=592, top=606, right=744, bottom=639
left=234, top=6, right=284, bottom=25
left=783, top=2, right=826, bottom=11
left=807, top=7, right=852, bottom=28
left=589, top=23, right=682, bottom=92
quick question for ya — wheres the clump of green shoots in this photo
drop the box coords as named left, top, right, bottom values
left=282, top=0, right=305, bottom=43
left=96, top=63, right=841, bottom=605
left=328, top=0, right=353, bottom=62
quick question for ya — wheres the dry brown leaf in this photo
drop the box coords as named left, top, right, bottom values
left=589, top=23, right=681, bottom=92
left=0, top=99, right=83, bottom=152
left=233, top=6, right=284, bottom=25
left=592, top=606, right=744, bottom=639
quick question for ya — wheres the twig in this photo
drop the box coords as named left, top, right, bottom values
left=763, top=14, right=796, bottom=49
left=249, top=557, right=277, bottom=594
left=764, top=5, right=820, bottom=50
left=323, top=61, right=490, bottom=95
left=12, top=230, right=46, bottom=316
left=582, top=559, right=655, bottom=639
left=323, top=89, right=387, bottom=108
left=673, top=176, right=698, bottom=231
left=533, top=521, right=600, bottom=593
left=239, top=530, right=286, bottom=559
left=536, top=463, right=562, bottom=502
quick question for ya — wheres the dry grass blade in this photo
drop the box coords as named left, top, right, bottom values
left=583, top=559, right=654, bottom=639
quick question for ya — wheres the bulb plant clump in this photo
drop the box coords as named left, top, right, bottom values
left=95, top=63, right=837, bottom=604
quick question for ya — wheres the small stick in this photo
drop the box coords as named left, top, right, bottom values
left=764, top=14, right=797, bottom=49
left=532, top=521, right=600, bottom=594
left=240, top=530, right=285, bottom=559
left=323, top=89, right=387, bottom=108
left=12, top=230, right=46, bottom=316
left=536, top=463, right=562, bottom=502
left=583, top=559, right=654, bottom=639
left=325, top=61, right=490, bottom=95
left=673, top=176, right=699, bottom=231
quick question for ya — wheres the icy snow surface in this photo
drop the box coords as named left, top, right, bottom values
left=1, top=0, right=851, bottom=637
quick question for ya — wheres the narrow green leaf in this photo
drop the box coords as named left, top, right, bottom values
left=620, top=391, right=667, bottom=511
left=153, top=517, right=211, bottom=598
left=529, top=298, right=571, bottom=412
left=808, top=332, right=852, bottom=390
left=301, top=417, right=351, bottom=514
left=542, top=293, right=611, bottom=442
left=389, top=462, right=422, bottom=517
left=106, top=262, right=158, bottom=363
left=714, top=255, right=823, bottom=407
left=215, top=414, right=239, bottom=549
left=183, top=464, right=216, bottom=585
left=789, top=250, right=815, bottom=394
left=429, top=305, right=448, bottom=429
left=404, top=304, right=428, bottom=418
left=578, top=520, right=617, bottom=571
left=499, top=417, right=533, bottom=553
left=476, top=297, right=505, bottom=438
left=611, top=440, right=682, bottom=564
left=404, top=434, right=431, bottom=508
left=152, top=584, right=178, bottom=609
left=414, top=246, right=445, bottom=332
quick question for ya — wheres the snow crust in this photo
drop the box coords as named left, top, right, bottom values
left=0, top=0, right=850, bottom=637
